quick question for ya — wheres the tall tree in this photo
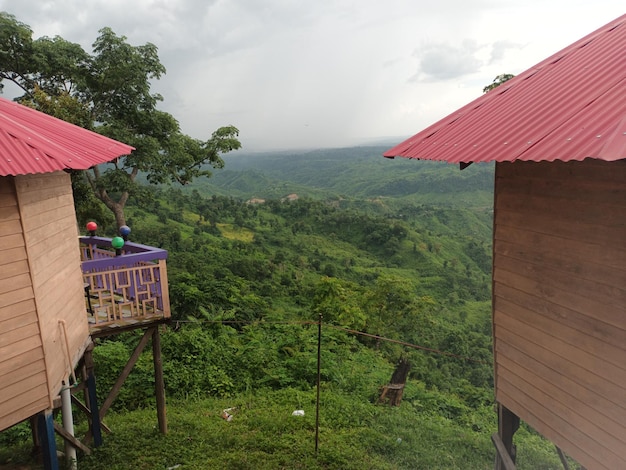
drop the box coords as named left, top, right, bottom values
left=0, top=12, right=240, bottom=228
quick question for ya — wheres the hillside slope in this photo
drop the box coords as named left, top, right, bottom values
left=186, top=146, right=494, bottom=207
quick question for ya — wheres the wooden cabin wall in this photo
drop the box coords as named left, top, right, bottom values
left=14, top=172, right=90, bottom=404
left=0, top=176, right=48, bottom=432
left=492, top=159, right=626, bottom=470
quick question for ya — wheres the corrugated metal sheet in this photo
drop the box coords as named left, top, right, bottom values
left=0, top=97, right=134, bottom=176
left=384, top=14, right=626, bottom=163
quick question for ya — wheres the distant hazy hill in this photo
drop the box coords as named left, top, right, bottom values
left=187, top=145, right=494, bottom=206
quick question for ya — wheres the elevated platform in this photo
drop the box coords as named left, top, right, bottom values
left=80, top=236, right=171, bottom=337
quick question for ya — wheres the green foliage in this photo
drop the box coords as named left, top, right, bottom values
left=67, top=389, right=563, bottom=469
left=1, top=186, right=568, bottom=469
left=0, top=13, right=241, bottom=228
left=92, top=337, right=156, bottom=409
left=185, top=147, right=494, bottom=208
left=483, top=73, right=515, bottom=93
left=0, top=146, right=565, bottom=468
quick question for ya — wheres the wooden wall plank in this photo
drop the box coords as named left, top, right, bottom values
left=494, top=266, right=626, bottom=330
left=496, top=192, right=626, bottom=232
left=0, top=299, right=36, bottom=323
left=14, top=172, right=69, bottom=192
left=0, top=322, right=41, bottom=349
left=0, top=286, right=34, bottom=309
left=0, top=382, right=49, bottom=429
left=0, top=392, right=49, bottom=433
left=495, top=252, right=625, bottom=328
left=493, top=159, right=626, bottom=467
left=14, top=173, right=70, bottom=201
left=495, top=283, right=626, bottom=352
left=496, top=172, right=626, bottom=206
left=0, top=345, right=44, bottom=379
left=0, top=259, right=30, bottom=282
left=496, top=311, right=626, bottom=391
left=0, top=204, right=19, bottom=220
left=496, top=209, right=625, bottom=248
left=499, top=366, right=626, bottom=468
left=0, top=359, right=46, bottom=392
left=0, top=176, right=15, bottom=193
left=494, top=219, right=626, bottom=271
left=15, top=173, right=89, bottom=406
left=21, top=212, right=77, bottom=244
left=496, top=341, right=626, bottom=431
left=0, top=233, right=26, bottom=251
left=0, top=246, right=28, bottom=267
left=497, top=387, right=610, bottom=470
left=0, top=176, right=50, bottom=432
left=29, top=241, right=82, bottom=289
left=0, top=335, right=43, bottom=365
left=0, top=370, right=48, bottom=402
left=0, top=272, right=33, bottom=295
left=18, top=192, right=74, bottom=219
left=495, top=316, right=626, bottom=410
left=0, top=218, right=22, bottom=237
left=496, top=159, right=626, bottom=184
left=495, top=295, right=626, bottom=368
left=1, top=311, right=37, bottom=335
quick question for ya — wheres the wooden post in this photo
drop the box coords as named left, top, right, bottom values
left=152, top=326, right=167, bottom=434
left=29, top=415, right=40, bottom=459
left=87, top=373, right=103, bottom=446
left=83, top=343, right=103, bottom=446
left=494, top=404, right=520, bottom=470
left=37, top=410, right=58, bottom=470
left=315, top=313, right=322, bottom=454
left=99, top=327, right=153, bottom=420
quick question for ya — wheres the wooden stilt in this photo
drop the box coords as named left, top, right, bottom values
left=153, top=326, right=168, bottom=434
left=37, top=411, right=58, bottom=470
left=87, top=373, right=103, bottom=446
left=29, top=415, right=41, bottom=459
left=99, top=327, right=153, bottom=420
left=556, top=446, right=570, bottom=470
left=494, top=404, right=519, bottom=470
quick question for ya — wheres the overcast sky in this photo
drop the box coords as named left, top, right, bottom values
left=1, top=1, right=623, bottom=151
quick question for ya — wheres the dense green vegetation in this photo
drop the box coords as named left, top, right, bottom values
left=185, top=146, right=495, bottom=208
left=1, top=151, right=569, bottom=469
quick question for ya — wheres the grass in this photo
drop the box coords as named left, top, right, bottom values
left=217, top=223, right=255, bottom=242
left=1, top=387, right=566, bottom=470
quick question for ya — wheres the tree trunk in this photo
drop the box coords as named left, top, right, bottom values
left=111, top=203, right=126, bottom=229
left=86, top=168, right=132, bottom=230
left=96, top=192, right=127, bottom=229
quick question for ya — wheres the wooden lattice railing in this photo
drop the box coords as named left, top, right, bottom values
left=80, top=237, right=170, bottom=328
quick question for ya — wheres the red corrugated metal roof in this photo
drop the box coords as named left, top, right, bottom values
left=0, top=97, right=134, bottom=176
left=384, top=15, right=626, bottom=163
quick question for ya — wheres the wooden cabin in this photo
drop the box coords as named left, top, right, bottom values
left=384, top=14, right=625, bottom=470
left=0, top=170, right=92, bottom=432
left=0, top=97, right=139, bottom=459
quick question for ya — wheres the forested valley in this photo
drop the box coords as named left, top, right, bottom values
left=2, top=147, right=565, bottom=469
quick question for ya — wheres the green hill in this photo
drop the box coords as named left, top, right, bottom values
left=1, top=147, right=567, bottom=470
left=187, top=146, right=494, bottom=207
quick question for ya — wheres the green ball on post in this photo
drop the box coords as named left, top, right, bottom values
left=111, top=236, right=125, bottom=256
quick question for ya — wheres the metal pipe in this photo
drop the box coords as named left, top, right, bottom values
left=61, top=382, right=77, bottom=470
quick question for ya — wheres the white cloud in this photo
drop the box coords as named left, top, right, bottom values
left=0, top=0, right=623, bottom=150
left=411, top=40, right=484, bottom=81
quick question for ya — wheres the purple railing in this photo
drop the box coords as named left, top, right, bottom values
left=80, top=237, right=171, bottom=327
